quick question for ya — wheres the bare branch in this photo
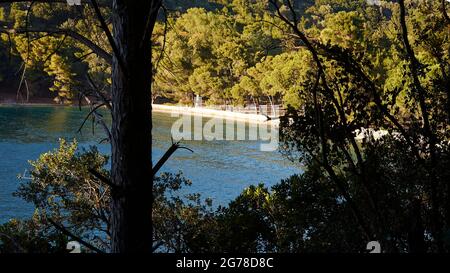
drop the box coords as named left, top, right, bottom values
left=47, top=218, right=105, bottom=253
left=77, top=102, right=107, bottom=133
left=85, top=73, right=111, bottom=109
left=152, top=142, right=193, bottom=177
left=269, top=0, right=379, bottom=240
left=152, top=241, right=164, bottom=252
left=0, top=0, right=107, bottom=5
left=89, top=0, right=127, bottom=74
left=398, top=0, right=442, bottom=251
left=442, top=0, right=450, bottom=24
left=89, top=168, right=114, bottom=188
left=398, top=0, right=433, bottom=144
left=153, top=4, right=168, bottom=77
left=42, top=34, right=67, bottom=64
left=1, top=28, right=112, bottom=64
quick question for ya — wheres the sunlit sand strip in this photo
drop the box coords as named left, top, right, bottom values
left=152, top=104, right=280, bottom=126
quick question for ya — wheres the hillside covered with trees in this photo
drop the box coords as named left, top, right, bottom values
left=1, top=0, right=442, bottom=110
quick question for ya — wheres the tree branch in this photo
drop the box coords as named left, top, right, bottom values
left=442, top=0, right=450, bottom=24
left=398, top=0, right=442, bottom=251
left=0, top=28, right=112, bottom=64
left=152, top=142, right=193, bottom=177
left=269, top=0, right=380, bottom=240
left=47, top=218, right=105, bottom=253
left=89, top=0, right=127, bottom=75
left=0, top=0, right=107, bottom=5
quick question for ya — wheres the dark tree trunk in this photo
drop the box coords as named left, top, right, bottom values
left=408, top=199, right=425, bottom=253
left=110, top=0, right=160, bottom=253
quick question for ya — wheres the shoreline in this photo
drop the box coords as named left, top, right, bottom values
left=152, top=104, right=279, bottom=125
left=0, top=102, right=280, bottom=125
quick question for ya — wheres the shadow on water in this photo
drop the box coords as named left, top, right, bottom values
left=0, top=105, right=300, bottom=223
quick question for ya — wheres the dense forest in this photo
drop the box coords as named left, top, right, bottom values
left=0, top=0, right=421, bottom=108
left=0, top=1, right=446, bottom=108
left=0, top=0, right=449, bottom=254
left=0, top=0, right=303, bottom=106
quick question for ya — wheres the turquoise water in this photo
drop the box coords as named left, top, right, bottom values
left=0, top=105, right=300, bottom=223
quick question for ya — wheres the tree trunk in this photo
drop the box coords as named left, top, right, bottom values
left=407, top=199, right=425, bottom=253
left=110, top=0, right=160, bottom=253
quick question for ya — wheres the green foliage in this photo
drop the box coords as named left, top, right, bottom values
left=12, top=139, right=111, bottom=251
left=275, top=0, right=450, bottom=253
left=153, top=5, right=283, bottom=105
left=0, top=213, right=67, bottom=253
left=0, top=140, right=216, bottom=253
left=44, top=54, right=77, bottom=103
left=153, top=172, right=216, bottom=252
left=0, top=3, right=111, bottom=102
left=1, top=0, right=447, bottom=110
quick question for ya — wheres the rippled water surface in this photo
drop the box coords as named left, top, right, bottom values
left=0, top=105, right=300, bottom=223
